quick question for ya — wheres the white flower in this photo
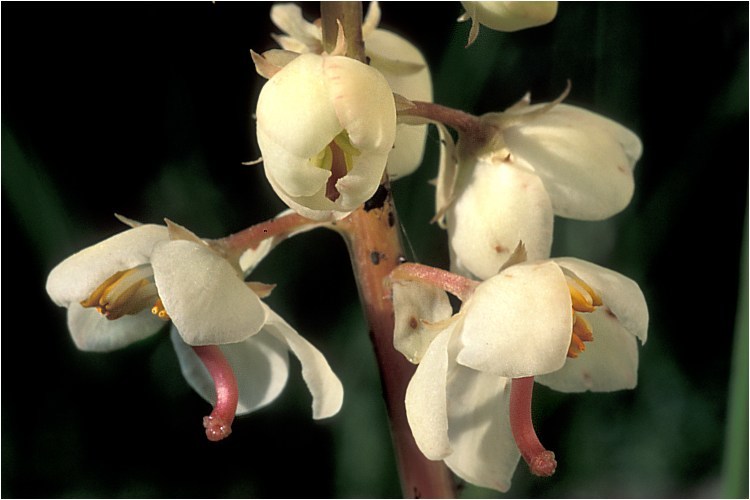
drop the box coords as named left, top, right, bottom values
left=391, top=257, right=648, bottom=491
left=459, top=1, right=558, bottom=46
left=436, top=97, right=643, bottom=280
left=46, top=216, right=344, bottom=434
left=46, top=221, right=267, bottom=348
left=267, top=1, right=433, bottom=178
left=170, top=304, right=343, bottom=421
left=256, top=52, right=397, bottom=221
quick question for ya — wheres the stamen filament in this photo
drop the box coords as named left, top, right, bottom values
left=191, top=345, right=239, bottom=442
left=389, top=262, right=480, bottom=302
left=509, top=376, right=557, bottom=477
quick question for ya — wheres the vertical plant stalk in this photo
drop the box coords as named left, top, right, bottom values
left=321, top=2, right=456, bottom=497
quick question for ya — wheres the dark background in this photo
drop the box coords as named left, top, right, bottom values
left=2, top=2, right=748, bottom=498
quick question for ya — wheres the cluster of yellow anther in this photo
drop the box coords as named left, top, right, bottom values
left=80, top=264, right=169, bottom=321
left=565, top=274, right=602, bottom=358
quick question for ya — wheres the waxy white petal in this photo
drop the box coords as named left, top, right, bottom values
left=434, top=122, right=459, bottom=229
left=151, top=240, right=267, bottom=345
left=46, top=224, right=168, bottom=307
left=258, top=127, right=332, bottom=199
left=269, top=4, right=323, bottom=53
left=555, top=257, right=649, bottom=343
left=392, top=280, right=453, bottom=364
left=405, top=327, right=455, bottom=460
left=504, top=104, right=642, bottom=220
left=170, top=327, right=291, bottom=415
left=262, top=306, right=344, bottom=419
left=461, top=1, right=557, bottom=32
left=448, top=158, right=554, bottom=280
left=256, top=53, right=396, bottom=220
left=257, top=53, right=342, bottom=160
left=261, top=139, right=391, bottom=221
left=444, top=365, right=519, bottom=493
left=536, top=308, right=639, bottom=392
left=66, top=303, right=165, bottom=352
left=324, top=56, right=396, bottom=153
left=456, top=261, right=572, bottom=377
left=366, top=28, right=432, bottom=178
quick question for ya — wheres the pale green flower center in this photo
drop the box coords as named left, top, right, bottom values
left=310, top=130, right=360, bottom=173
left=310, top=130, right=362, bottom=201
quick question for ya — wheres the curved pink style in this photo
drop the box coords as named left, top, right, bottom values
left=191, top=345, right=239, bottom=442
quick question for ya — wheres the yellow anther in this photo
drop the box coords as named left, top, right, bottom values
left=567, top=313, right=598, bottom=358
left=80, top=265, right=159, bottom=320
left=570, top=275, right=602, bottom=307
left=567, top=279, right=595, bottom=312
left=572, top=313, right=594, bottom=342
left=151, top=298, right=170, bottom=320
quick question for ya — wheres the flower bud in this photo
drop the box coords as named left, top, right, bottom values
left=460, top=1, right=558, bottom=45
left=255, top=52, right=397, bottom=221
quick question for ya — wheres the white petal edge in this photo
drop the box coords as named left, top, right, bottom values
left=366, top=28, right=432, bottom=178
left=536, top=308, right=639, bottom=392
left=392, top=280, right=453, bottom=364
left=405, top=327, right=455, bottom=460
left=67, top=302, right=165, bottom=352
left=170, top=326, right=291, bottom=415
left=151, top=240, right=267, bottom=345
left=270, top=4, right=322, bottom=53
left=258, top=126, right=333, bottom=199
left=46, top=224, right=169, bottom=307
left=447, top=158, right=553, bottom=280
left=456, top=261, right=572, bottom=377
left=444, top=363, right=519, bottom=493
left=504, top=103, right=641, bottom=220
left=256, top=53, right=342, bottom=159
left=461, top=1, right=558, bottom=32
left=555, top=257, right=648, bottom=343
left=262, top=305, right=344, bottom=419
left=324, top=55, right=396, bottom=153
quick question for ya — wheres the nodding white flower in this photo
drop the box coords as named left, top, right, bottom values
left=436, top=95, right=642, bottom=280
left=459, top=1, right=558, bottom=46
left=170, top=304, right=344, bottom=423
left=391, top=257, right=648, bottom=491
left=46, top=215, right=343, bottom=439
left=266, top=1, right=433, bottom=179
left=46, top=220, right=268, bottom=348
left=255, top=52, right=397, bottom=221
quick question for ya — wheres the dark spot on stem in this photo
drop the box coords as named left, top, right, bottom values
left=370, top=251, right=381, bottom=265
left=387, top=210, right=396, bottom=227
left=409, top=316, right=419, bottom=329
left=364, top=184, right=389, bottom=211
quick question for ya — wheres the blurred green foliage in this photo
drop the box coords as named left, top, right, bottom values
left=2, top=2, right=747, bottom=498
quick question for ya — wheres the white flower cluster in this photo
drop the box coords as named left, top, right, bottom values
left=44, top=1, right=650, bottom=495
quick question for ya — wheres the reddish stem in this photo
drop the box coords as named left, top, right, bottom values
left=390, top=262, right=480, bottom=302
left=219, top=211, right=315, bottom=253
left=337, top=189, right=457, bottom=498
left=191, top=345, right=239, bottom=442
left=399, top=101, right=486, bottom=137
left=509, top=376, right=557, bottom=477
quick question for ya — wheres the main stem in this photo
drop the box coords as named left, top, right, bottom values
left=320, top=2, right=456, bottom=497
